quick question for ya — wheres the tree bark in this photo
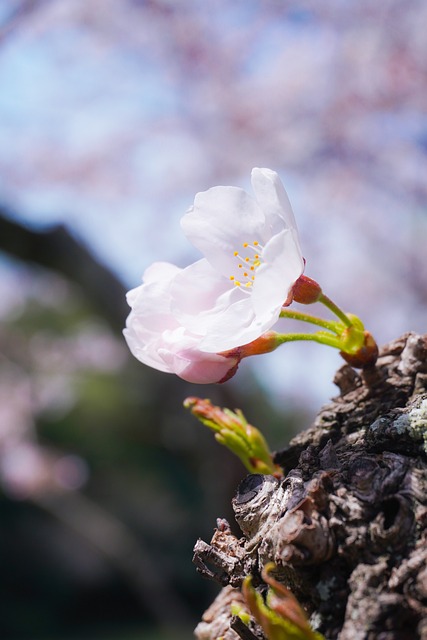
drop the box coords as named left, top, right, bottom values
left=193, top=333, right=427, bottom=640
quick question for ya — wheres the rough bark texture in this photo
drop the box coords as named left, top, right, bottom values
left=193, top=333, right=427, bottom=640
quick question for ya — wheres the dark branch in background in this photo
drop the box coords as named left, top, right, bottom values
left=0, top=208, right=198, bottom=626
left=0, top=209, right=129, bottom=333
left=33, top=490, right=192, bottom=627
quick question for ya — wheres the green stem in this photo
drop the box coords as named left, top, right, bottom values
left=318, top=293, right=353, bottom=328
left=275, top=331, right=343, bottom=350
left=280, top=308, right=341, bottom=334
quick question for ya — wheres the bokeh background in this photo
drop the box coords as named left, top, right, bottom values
left=0, top=1, right=426, bottom=638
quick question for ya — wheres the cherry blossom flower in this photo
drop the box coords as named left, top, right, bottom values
left=124, top=168, right=304, bottom=383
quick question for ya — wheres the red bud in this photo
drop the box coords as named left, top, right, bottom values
left=291, top=275, right=322, bottom=305
left=340, top=331, right=379, bottom=368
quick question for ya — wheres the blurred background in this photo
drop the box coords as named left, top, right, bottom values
left=0, top=1, right=426, bottom=638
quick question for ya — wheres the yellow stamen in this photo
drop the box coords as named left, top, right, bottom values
left=230, top=240, right=264, bottom=291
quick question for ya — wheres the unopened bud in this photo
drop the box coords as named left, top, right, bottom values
left=340, top=331, right=379, bottom=368
left=238, top=332, right=282, bottom=357
left=291, top=275, right=323, bottom=305
left=184, top=397, right=282, bottom=476
left=220, top=331, right=282, bottom=361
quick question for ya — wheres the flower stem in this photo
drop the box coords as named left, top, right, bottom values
left=275, top=331, right=343, bottom=350
left=280, top=308, right=341, bottom=334
left=318, top=293, right=353, bottom=328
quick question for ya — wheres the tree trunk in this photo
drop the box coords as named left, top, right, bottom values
left=193, top=333, right=427, bottom=640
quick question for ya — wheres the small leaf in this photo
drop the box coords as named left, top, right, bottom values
left=241, top=565, right=326, bottom=640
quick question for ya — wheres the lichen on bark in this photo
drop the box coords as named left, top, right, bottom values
left=193, top=333, right=427, bottom=640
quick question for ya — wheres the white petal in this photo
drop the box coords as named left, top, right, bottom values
left=197, top=295, right=252, bottom=352
left=198, top=293, right=279, bottom=353
left=159, top=347, right=237, bottom=384
left=170, top=259, right=231, bottom=318
left=126, top=261, right=181, bottom=309
left=124, top=260, right=182, bottom=356
left=123, top=326, right=173, bottom=373
left=142, top=261, right=182, bottom=284
left=251, top=229, right=304, bottom=316
left=181, top=185, right=269, bottom=277
left=251, top=168, right=301, bottom=248
left=170, top=259, right=249, bottom=337
left=126, top=280, right=177, bottom=333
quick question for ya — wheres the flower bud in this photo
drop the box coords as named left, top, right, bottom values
left=237, top=332, right=283, bottom=357
left=291, top=275, right=323, bottom=305
left=219, top=332, right=283, bottom=368
left=340, top=331, right=379, bottom=368
left=184, top=397, right=281, bottom=476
